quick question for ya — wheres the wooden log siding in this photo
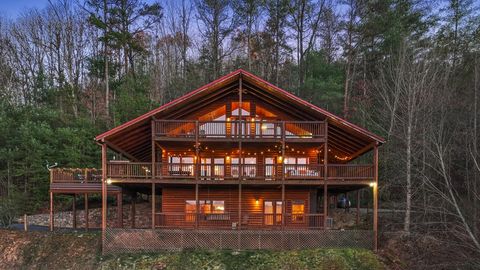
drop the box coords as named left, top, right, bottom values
left=158, top=186, right=315, bottom=229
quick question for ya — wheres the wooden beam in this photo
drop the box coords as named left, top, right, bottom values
left=50, top=191, right=54, bottom=231
left=85, top=193, right=89, bottom=231
left=105, top=139, right=139, bottom=162
left=152, top=183, right=155, bottom=229
left=117, top=193, right=123, bottom=228
left=72, top=194, right=77, bottom=229
left=323, top=122, right=329, bottom=229
left=373, top=143, right=379, bottom=251
left=349, top=142, right=375, bottom=161
left=168, top=84, right=238, bottom=119
left=101, top=143, right=107, bottom=240
left=131, top=192, right=136, bottom=228
left=356, top=190, right=360, bottom=225
left=195, top=183, right=199, bottom=229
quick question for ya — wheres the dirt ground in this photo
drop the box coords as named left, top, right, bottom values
left=0, top=229, right=100, bottom=270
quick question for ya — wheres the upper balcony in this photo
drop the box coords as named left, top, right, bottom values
left=154, top=120, right=326, bottom=142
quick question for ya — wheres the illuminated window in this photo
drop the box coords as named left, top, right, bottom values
left=212, top=201, right=225, bottom=213
left=186, top=200, right=225, bottom=215
left=291, top=200, right=305, bottom=223
left=185, top=200, right=197, bottom=222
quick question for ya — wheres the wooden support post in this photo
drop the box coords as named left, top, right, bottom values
left=373, top=143, right=379, bottom=251
left=281, top=121, right=285, bottom=230
left=195, top=183, right=199, bottom=229
left=238, top=184, right=242, bottom=230
left=151, top=183, right=155, bottom=229
left=195, top=120, right=199, bottom=181
left=117, top=193, right=123, bottom=228
left=323, top=121, right=329, bottom=228
left=101, top=143, right=107, bottom=234
left=72, top=194, right=77, bottom=229
left=131, top=193, right=136, bottom=228
left=85, top=193, right=89, bottom=231
left=151, top=119, right=156, bottom=179
left=50, top=191, right=54, bottom=231
left=356, top=190, right=360, bottom=225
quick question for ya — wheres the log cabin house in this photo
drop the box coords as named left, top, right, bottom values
left=49, top=69, right=384, bottom=253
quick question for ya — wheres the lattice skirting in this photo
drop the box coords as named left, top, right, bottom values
left=103, top=228, right=373, bottom=254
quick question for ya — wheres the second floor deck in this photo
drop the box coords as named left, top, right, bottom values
left=49, top=163, right=374, bottom=185
left=154, top=120, right=326, bottom=142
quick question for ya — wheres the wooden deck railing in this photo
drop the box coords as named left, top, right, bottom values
left=50, top=168, right=102, bottom=183
left=154, top=212, right=326, bottom=229
left=154, top=120, right=326, bottom=140
left=107, top=162, right=152, bottom=178
left=106, top=162, right=374, bottom=181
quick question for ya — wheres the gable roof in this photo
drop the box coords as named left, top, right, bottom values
left=96, top=69, right=385, bottom=144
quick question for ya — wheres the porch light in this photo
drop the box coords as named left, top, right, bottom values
left=277, top=156, right=283, bottom=163
left=227, top=117, right=231, bottom=121
left=106, top=178, right=112, bottom=185
left=251, top=118, right=255, bottom=122
left=369, top=182, right=376, bottom=188
left=261, top=124, right=267, bottom=130
left=255, top=199, right=259, bottom=205
left=226, top=156, right=230, bottom=162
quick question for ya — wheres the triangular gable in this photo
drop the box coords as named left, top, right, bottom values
left=95, top=69, right=385, bottom=145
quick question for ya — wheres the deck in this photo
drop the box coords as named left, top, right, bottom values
left=154, top=120, right=326, bottom=142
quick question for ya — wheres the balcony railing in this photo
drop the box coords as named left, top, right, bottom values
left=154, top=212, right=326, bottom=229
left=106, top=162, right=373, bottom=181
left=50, top=168, right=102, bottom=183
left=154, top=120, right=326, bottom=140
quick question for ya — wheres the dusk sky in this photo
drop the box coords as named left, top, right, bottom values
left=1, top=0, right=51, bottom=18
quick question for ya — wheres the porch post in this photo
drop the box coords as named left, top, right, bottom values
left=356, top=190, right=360, bottom=225
left=131, top=192, right=136, bottom=228
left=238, top=75, right=243, bottom=234
left=151, top=119, right=156, bottom=179
left=72, top=194, right=77, bottom=229
left=323, top=121, right=328, bottom=228
left=49, top=191, right=54, bottom=231
left=85, top=194, right=89, bottom=230
left=195, top=183, right=199, bottom=229
left=117, top=192, right=123, bottom=228
left=281, top=121, right=286, bottom=230
left=373, top=143, right=379, bottom=251
left=101, top=143, right=107, bottom=241
left=238, top=183, right=242, bottom=229
left=151, top=183, right=155, bottom=229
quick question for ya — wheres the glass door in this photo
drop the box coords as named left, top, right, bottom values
left=264, top=200, right=283, bottom=226
left=265, top=157, right=276, bottom=180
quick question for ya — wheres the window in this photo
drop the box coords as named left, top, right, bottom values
left=264, top=200, right=282, bottom=225
left=284, top=157, right=309, bottom=177
left=169, top=156, right=194, bottom=176
left=265, top=157, right=276, bottom=180
left=185, top=200, right=197, bottom=222
left=291, top=200, right=305, bottom=223
left=231, top=157, right=257, bottom=177
left=185, top=200, right=225, bottom=214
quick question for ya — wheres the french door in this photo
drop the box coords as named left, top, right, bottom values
left=264, top=200, right=283, bottom=226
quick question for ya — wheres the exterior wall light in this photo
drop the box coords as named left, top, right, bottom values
left=369, top=182, right=376, bottom=188
left=106, top=178, right=112, bottom=185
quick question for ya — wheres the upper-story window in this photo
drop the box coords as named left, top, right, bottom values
left=168, top=156, right=194, bottom=176
left=231, top=157, right=257, bottom=177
